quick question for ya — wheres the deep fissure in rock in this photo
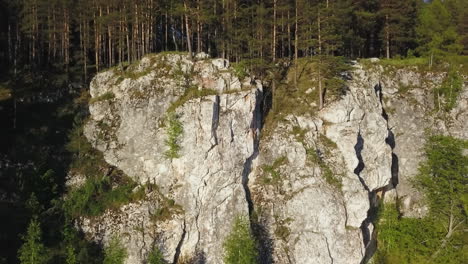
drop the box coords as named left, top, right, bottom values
left=241, top=87, right=274, bottom=264
left=359, top=82, right=401, bottom=264
left=353, top=131, right=369, bottom=192
left=173, top=220, right=187, bottom=264
left=210, top=95, right=220, bottom=146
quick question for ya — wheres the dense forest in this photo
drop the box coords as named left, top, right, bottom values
left=0, top=0, right=467, bottom=263
left=0, top=0, right=467, bottom=80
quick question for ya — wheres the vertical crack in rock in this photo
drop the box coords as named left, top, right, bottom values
left=359, top=82, right=400, bottom=264
left=353, top=120, right=374, bottom=263
left=206, top=95, right=220, bottom=156
left=324, top=235, right=335, bottom=264
left=241, top=88, right=274, bottom=264
left=172, top=220, right=187, bottom=264
left=353, top=118, right=369, bottom=192
left=210, top=95, right=220, bottom=146
left=241, top=89, right=262, bottom=217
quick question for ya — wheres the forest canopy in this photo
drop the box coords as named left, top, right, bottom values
left=0, top=0, right=467, bottom=82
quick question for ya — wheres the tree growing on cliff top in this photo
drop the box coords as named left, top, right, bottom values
left=223, top=216, right=258, bottom=264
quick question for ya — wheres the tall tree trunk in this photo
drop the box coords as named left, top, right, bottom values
left=318, top=8, right=323, bottom=109
left=385, top=14, right=390, bottom=59
left=294, top=0, right=298, bottom=89
left=184, top=1, right=193, bottom=59
left=272, top=0, right=277, bottom=62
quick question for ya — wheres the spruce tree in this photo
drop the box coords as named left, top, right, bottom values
left=223, top=216, right=258, bottom=264
left=18, top=218, right=46, bottom=264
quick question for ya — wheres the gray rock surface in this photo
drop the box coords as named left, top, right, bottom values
left=82, top=53, right=261, bottom=263
left=77, top=53, right=467, bottom=264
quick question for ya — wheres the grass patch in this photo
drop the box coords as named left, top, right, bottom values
left=374, top=203, right=467, bottom=264
left=64, top=173, right=146, bottom=218
left=89, top=92, right=115, bottom=104
left=434, top=69, right=463, bottom=111
left=149, top=188, right=184, bottom=222
left=306, top=148, right=342, bottom=189
left=166, top=87, right=217, bottom=113
left=379, top=57, right=428, bottom=67
left=259, top=156, right=288, bottom=187
left=164, top=113, right=183, bottom=159
left=319, top=134, right=337, bottom=150
left=64, top=117, right=147, bottom=218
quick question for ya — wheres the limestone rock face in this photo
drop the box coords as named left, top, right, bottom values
left=82, top=53, right=261, bottom=263
left=79, top=54, right=467, bottom=264
left=378, top=67, right=468, bottom=217
left=249, top=63, right=395, bottom=264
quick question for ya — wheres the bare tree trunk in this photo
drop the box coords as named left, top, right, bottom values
left=272, top=0, right=277, bottom=62
left=431, top=203, right=465, bottom=259
left=294, top=0, right=298, bottom=89
left=318, top=9, right=323, bottom=109
left=385, top=14, right=390, bottom=59
left=184, top=1, right=193, bottom=59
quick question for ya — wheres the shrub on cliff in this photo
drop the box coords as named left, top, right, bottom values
left=223, top=216, right=258, bottom=264
left=103, top=237, right=127, bottom=264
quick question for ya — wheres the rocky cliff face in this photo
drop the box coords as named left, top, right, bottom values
left=77, top=54, right=467, bottom=264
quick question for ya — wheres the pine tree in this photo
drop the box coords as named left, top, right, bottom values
left=223, top=216, right=258, bottom=264
left=103, top=236, right=127, bottom=264
left=18, top=218, right=47, bottom=264
left=416, top=0, right=463, bottom=66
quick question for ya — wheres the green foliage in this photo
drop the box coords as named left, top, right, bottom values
left=375, top=204, right=441, bottom=264
left=376, top=135, right=468, bottom=264
left=147, top=248, right=166, bottom=264
left=89, top=92, right=115, bottom=104
left=223, top=216, right=258, bottom=264
left=306, top=149, right=342, bottom=189
left=66, top=117, right=107, bottom=176
left=434, top=69, right=463, bottom=111
left=64, top=115, right=148, bottom=218
left=379, top=57, right=429, bottom=67
left=63, top=174, right=145, bottom=218
left=416, top=0, right=463, bottom=60
left=103, top=237, right=127, bottom=264
left=164, top=113, right=183, bottom=159
left=166, top=87, right=217, bottom=113
left=231, top=61, right=249, bottom=80
left=65, top=245, right=77, bottom=264
left=150, top=191, right=183, bottom=223
left=18, top=218, right=47, bottom=264
left=259, top=157, right=287, bottom=186
left=415, top=135, right=467, bottom=223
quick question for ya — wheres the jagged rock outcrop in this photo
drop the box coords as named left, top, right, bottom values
left=249, top=63, right=395, bottom=264
left=78, top=54, right=467, bottom=264
left=376, top=64, right=468, bottom=217
left=82, top=53, right=262, bottom=263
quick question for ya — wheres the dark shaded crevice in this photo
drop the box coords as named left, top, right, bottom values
left=241, top=87, right=274, bottom=264
left=360, top=191, right=379, bottom=264
left=172, top=220, right=187, bottom=264
left=353, top=131, right=369, bottom=192
left=353, top=126, right=376, bottom=263
left=210, top=95, right=220, bottom=146
left=360, top=82, right=400, bottom=264
left=324, top=235, right=334, bottom=264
